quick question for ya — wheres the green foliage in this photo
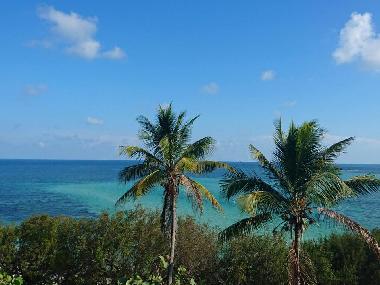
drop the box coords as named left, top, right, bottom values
left=0, top=208, right=379, bottom=284
left=0, top=271, right=23, bottom=285
left=218, top=235, right=289, bottom=285
left=122, top=256, right=196, bottom=285
left=304, top=229, right=380, bottom=285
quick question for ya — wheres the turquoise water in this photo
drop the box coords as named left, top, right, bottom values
left=0, top=159, right=379, bottom=239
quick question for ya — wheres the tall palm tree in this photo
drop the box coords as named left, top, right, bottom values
left=220, top=120, right=380, bottom=285
left=116, top=104, right=231, bottom=285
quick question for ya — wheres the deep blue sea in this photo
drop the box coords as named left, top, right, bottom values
left=0, top=159, right=379, bottom=239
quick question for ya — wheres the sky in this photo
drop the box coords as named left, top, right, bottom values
left=1, top=1, right=380, bottom=162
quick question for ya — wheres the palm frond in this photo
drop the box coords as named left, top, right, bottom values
left=323, top=137, right=354, bottom=162
left=118, top=163, right=155, bottom=183
left=218, top=213, right=272, bottom=242
left=179, top=175, right=222, bottom=211
left=180, top=137, right=215, bottom=160
left=318, top=208, right=380, bottom=259
left=119, top=146, right=162, bottom=164
left=306, top=172, right=354, bottom=206
left=237, top=190, right=287, bottom=215
left=176, top=114, right=199, bottom=146
left=221, top=170, right=286, bottom=201
left=116, top=170, right=163, bottom=206
left=137, top=115, right=157, bottom=141
left=249, top=144, right=288, bottom=187
left=179, top=175, right=204, bottom=212
left=177, top=157, right=234, bottom=174
left=344, top=175, right=380, bottom=195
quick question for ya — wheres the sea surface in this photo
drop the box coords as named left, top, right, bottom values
left=0, top=159, right=379, bottom=239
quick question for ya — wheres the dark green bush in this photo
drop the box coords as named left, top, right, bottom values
left=218, top=235, right=288, bottom=285
left=304, top=229, right=380, bottom=285
left=0, top=208, right=378, bottom=285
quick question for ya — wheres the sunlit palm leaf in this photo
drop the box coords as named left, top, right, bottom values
left=237, top=191, right=287, bottom=215
left=219, top=213, right=272, bottom=242
left=178, top=157, right=234, bottom=174
left=116, top=170, right=163, bottom=206
left=179, top=175, right=203, bottom=212
left=318, top=208, right=380, bottom=259
left=179, top=175, right=222, bottom=211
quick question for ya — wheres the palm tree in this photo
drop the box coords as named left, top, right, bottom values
left=220, top=120, right=380, bottom=285
left=116, top=104, right=231, bottom=285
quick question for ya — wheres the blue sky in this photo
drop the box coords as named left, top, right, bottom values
left=1, top=1, right=380, bottom=162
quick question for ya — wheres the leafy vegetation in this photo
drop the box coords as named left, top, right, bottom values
left=116, top=104, right=231, bottom=284
left=0, top=271, right=23, bottom=285
left=122, top=256, right=196, bottom=285
left=0, top=208, right=378, bottom=284
left=220, top=120, right=380, bottom=284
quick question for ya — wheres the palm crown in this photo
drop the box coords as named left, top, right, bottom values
left=117, top=104, right=229, bottom=227
left=220, top=120, right=380, bottom=284
left=116, top=104, right=231, bottom=284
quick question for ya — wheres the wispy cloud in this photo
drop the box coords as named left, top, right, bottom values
left=35, top=5, right=126, bottom=60
left=333, top=12, right=380, bottom=71
left=201, top=82, right=219, bottom=94
left=102, top=47, right=126, bottom=59
left=261, top=70, right=275, bottom=81
left=86, top=116, right=104, bottom=125
left=24, top=84, right=48, bottom=96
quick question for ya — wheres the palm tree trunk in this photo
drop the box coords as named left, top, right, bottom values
left=168, top=193, right=177, bottom=285
left=293, top=224, right=301, bottom=285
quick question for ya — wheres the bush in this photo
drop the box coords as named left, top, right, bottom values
left=0, top=208, right=378, bottom=285
left=304, top=230, right=380, bottom=285
left=0, top=271, right=23, bottom=285
left=218, top=235, right=288, bottom=285
left=122, top=256, right=196, bottom=285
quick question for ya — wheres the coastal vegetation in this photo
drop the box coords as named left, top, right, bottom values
left=0, top=209, right=378, bottom=284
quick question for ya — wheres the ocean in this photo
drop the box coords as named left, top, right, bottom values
left=0, top=159, right=379, bottom=239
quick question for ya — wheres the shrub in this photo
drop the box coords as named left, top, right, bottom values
left=0, top=208, right=378, bottom=284
left=0, top=271, right=23, bottom=285
left=218, top=235, right=288, bottom=285
left=304, top=229, right=380, bottom=285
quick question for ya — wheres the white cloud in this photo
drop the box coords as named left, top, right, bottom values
left=333, top=12, right=380, bottom=70
left=261, top=70, right=275, bottom=81
left=36, top=5, right=126, bottom=60
left=201, top=82, right=219, bottom=94
left=102, top=46, right=126, bottom=59
left=86, top=116, right=104, bottom=125
left=24, top=84, right=48, bottom=96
